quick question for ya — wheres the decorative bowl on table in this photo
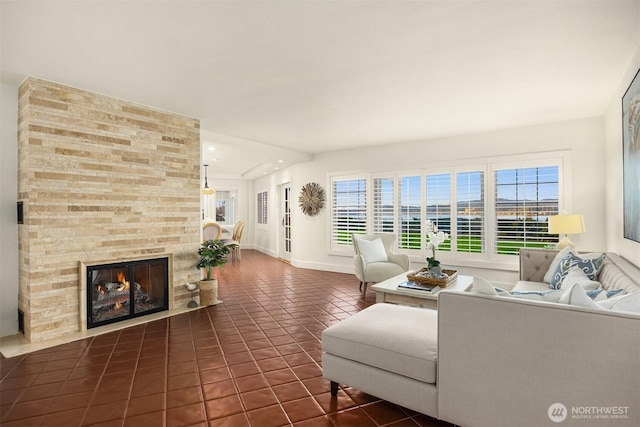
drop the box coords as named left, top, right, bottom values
left=407, top=268, right=458, bottom=287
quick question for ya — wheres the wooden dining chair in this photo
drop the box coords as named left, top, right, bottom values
left=203, top=222, right=223, bottom=241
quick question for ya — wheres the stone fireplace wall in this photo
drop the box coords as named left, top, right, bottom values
left=18, top=77, right=201, bottom=342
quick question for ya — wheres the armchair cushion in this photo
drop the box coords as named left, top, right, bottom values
left=359, top=262, right=406, bottom=283
left=355, top=237, right=388, bottom=263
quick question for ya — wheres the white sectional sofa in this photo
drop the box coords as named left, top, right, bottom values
left=322, top=248, right=640, bottom=427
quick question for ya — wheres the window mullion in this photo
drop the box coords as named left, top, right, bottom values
left=450, top=172, right=458, bottom=258
left=485, top=165, right=496, bottom=261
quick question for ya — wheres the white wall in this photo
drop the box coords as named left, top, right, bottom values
left=604, top=46, right=640, bottom=267
left=0, top=82, right=19, bottom=337
left=253, top=117, right=608, bottom=285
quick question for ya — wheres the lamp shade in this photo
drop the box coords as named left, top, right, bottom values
left=202, top=164, right=215, bottom=195
left=548, top=214, right=585, bottom=235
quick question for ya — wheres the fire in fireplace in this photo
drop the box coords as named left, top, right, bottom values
left=86, top=257, right=169, bottom=328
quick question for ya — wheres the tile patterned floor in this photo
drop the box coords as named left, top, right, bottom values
left=0, top=250, right=453, bottom=426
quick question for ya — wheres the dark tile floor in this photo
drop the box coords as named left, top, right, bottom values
left=0, top=250, right=453, bottom=426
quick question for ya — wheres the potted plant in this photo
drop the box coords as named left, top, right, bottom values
left=425, top=219, right=450, bottom=276
left=196, top=239, right=236, bottom=306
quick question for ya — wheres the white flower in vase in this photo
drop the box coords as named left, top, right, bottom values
left=425, top=219, right=450, bottom=271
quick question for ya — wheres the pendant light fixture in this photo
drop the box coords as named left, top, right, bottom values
left=202, top=164, right=215, bottom=195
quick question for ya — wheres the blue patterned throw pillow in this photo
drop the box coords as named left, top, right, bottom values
left=549, top=252, right=605, bottom=289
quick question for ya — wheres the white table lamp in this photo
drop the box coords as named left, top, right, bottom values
left=548, top=214, right=585, bottom=249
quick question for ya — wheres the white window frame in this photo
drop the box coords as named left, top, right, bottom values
left=214, top=189, right=238, bottom=225
left=327, top=151, right=570, bottom=269
left=372, top=175, right=396, bottom=235
left=329, top=173, right=369, bottom=254
left=489, top=156, right=567, bottom=264
left=450, top=164, right=488, bottom=263
left=397, top=171, right=423, bottom=251
left=257, top=191, right=268, bottom=225
left=424, top=170, right=453, bottom=256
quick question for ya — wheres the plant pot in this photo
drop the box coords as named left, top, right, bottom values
left=198, top=279, right=219, bottom=306
left=428, top=266, right=442, bottom=276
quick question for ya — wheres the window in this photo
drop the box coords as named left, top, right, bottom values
left=215, top=190, right=236, bottom=224
left=331, top=177, right=367, bottom=246
left=425, top=173, right=451, bottom=252
left=257, top=191, right=268, bottom=224
left=494, top=166, right=559, bottom=255
left=373, top=177, right=394, bottom=234
left=456, top=171, right=484, bottom=254
left=328, top=152, right=566, bottom=265
left=398, top=176, right=421, bottom=249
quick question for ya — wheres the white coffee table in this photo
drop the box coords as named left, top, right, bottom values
left=371, top=272, right=473, bottom=309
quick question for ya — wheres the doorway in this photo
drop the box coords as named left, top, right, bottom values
left=279, top=183, right=292, bottom=262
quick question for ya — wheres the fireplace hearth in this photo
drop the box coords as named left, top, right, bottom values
left=86, top=257, right=169, bottom=328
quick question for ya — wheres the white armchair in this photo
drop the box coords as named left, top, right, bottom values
left=352, top=233, right=410, bottom=296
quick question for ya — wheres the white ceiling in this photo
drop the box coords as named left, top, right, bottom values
left=2, top=0, right=639, bottom=178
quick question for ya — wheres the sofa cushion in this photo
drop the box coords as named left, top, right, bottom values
left=472, top=277, right=566, bottom=302
left=508, top=289, right=566, bottom=302
left=470, top=276, right=499, bottom=295
left=559, top=283, right=602, bottom=308
left=321, top=303, right=438, bottom=384
left=559, top=283, right=640, bottom=313
left=543, top=248, right=604, bottom=283
left=585, top=288, right=625, bottom=301
left=542, top=246, right=572, bottom=283
left=560, top=266, right=601, bottom=290
left=549, top=251, right=605, bottom=289
left=597, top=291, right=640, bottom=313
left=512, top=280, right=551, bottom=293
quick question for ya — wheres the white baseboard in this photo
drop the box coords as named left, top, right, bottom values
left=290, top=258, right=354, bottom=275
left=253, top=246, right=276, bottom=258
left=250, top=247, right=354, bottom=274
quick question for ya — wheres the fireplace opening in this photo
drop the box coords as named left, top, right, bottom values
left=87, top=257, right=169, bottom=329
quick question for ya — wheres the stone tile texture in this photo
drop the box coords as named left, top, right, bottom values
left=17, top=77, right=201, bottom=342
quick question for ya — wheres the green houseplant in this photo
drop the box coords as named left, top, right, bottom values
left=196, top=239, right=236, bottom=306
left=197, top=239, right=235, bottom=280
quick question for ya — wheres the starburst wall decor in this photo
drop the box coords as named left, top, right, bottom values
left=298, top=182, right=325, bottom=216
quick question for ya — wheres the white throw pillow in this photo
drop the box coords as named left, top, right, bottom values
left=597, top=291, right=640, bottom=313
left=470, top=276, right=500, bottom=295
left=560, top=266, right=601, bottom=290
left=471, top=277, right=565, bottom=301
left=560, top=283, right=603, bottom=310
left=356, top=237, right=388, bottom=263
left=558, top=285, right=625, bottom=304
